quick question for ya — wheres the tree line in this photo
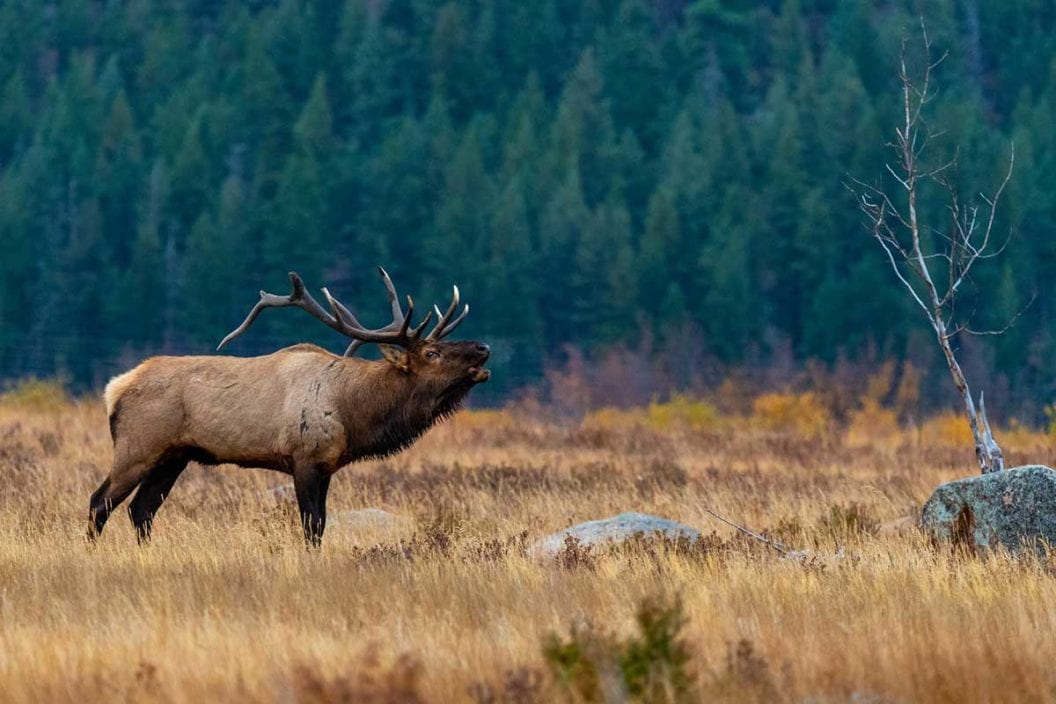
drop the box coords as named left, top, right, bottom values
left=1, top=0, right=1054, bottom=417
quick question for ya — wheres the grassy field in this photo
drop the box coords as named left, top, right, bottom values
left=2, top=392, right=1056, bottom=703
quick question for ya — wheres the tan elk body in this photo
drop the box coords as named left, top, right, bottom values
left=90, top=269, right=490, bottom=545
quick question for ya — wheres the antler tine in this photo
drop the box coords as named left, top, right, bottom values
left=426, top=285, right=461, bottom=340
left=410, top=308, right=434, bottom=338
left=397, top=295, right=415, bottom=337
left=218, top=272, right=344, bottom=351
left=322, top=287, right=365, bottom=328
left=437, top=304, right=470, bottom=338
left=377, top=267, right=405, bottom=323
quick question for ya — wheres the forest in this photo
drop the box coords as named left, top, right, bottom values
left=1, top=0, right=1054, bottom=417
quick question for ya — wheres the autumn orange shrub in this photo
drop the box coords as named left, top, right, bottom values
left=919, top=411, right=975, bottom=447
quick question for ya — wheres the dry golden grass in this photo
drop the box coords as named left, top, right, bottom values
left=2, top=395, right=1056, bottom=702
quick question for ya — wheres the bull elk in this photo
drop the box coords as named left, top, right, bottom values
left=90, top=268, right=490, bottom=546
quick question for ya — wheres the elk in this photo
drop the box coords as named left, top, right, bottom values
left=90, top=268, right=490, bottom=546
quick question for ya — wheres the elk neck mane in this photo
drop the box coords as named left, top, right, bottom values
left=329, top=354, right=473, bottom=462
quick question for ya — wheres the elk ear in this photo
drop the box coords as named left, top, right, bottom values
left=379, top=345, right=412, bottom=373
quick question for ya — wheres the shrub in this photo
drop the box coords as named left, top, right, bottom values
left=581, top=407, right=644, bottom=434
left=844, top=399, right=901, bottom=449
left=0, top=377, right=70, bottom=412
left=543, top=594, right=694, bottom=703
left=750, top=392, right=831, bottom=438
left=453, top=408, right=521, bottom=432
left=290, top=653, right=425, bottom=704
left=702, top=639, right=779, bottom=703
left=920, top=411, right=974, bottom=447
left=645, top=395, right=721, bottom=432
left=1045, top=405, right=1056, bottom=436
left=818, top=503, right=879, bottom=542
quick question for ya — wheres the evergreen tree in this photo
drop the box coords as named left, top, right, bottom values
left=0, top=68, right=30, bottom=160
left=538, top=168, right=590, bottom=349
left=639, top=186, right=682, bottom=328
left=546, top=48, right=616, bottom=207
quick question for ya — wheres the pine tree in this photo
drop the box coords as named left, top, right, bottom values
left=0, top=68, right=30, bottom=159
left=598, top=0, right=664, bottom=150
left=430, top=122, right=495, bottom=294
left=698, top=185, right=758, bottom=361
left=639, top=186, right=682, bottom=328
left=97, top=89, right=143, bottom=268
left=483, top=178, right=543, bottom=383
left=546, top=48, right=616, bottom=208
left=538, top=168, right=590, bottom=348
left=123, top=161, right=169, bottom=347
left=571, top=195, right=637, bottom=345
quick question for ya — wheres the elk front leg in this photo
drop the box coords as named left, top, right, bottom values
left=293, top=466, right=328, bottom=548
left=317, top=475, right=331, bottom=533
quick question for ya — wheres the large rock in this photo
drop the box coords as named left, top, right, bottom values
left=531, top=512, right=701, bottom=556
left=922, top=465, right=1056, bottom=553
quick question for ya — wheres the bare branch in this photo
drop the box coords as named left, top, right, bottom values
left=961, top=293, right=1036, bottom=337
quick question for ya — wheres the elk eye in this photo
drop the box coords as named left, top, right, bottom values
left=425, top=350, right=440, bottom=360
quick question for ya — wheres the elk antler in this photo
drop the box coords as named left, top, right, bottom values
left=217, top=268, right=467, bottom=356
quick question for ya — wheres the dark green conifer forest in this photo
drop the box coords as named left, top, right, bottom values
left=0, top=0, right=1054, bottom=416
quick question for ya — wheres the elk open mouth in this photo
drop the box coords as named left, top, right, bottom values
left=468, top=366, right=491, bottom=383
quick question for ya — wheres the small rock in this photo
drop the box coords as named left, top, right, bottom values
left=922, top=465, right=1056, bottom=553
left=531, top=512, right=700, bottom=556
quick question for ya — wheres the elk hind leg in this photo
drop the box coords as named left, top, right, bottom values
left=87, top=459, right=153, bottom=541
left=128, top=453, right=189, bottom=543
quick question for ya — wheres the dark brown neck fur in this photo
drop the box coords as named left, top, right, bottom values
left=332, top=359, right=472, bottom=463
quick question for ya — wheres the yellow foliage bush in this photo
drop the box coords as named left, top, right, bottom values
left=750, top=391, right=832, bottom=438
left=919, top=411, right=974, bottom=447
left=452, top=408, right=519, bottom=431
left=1045, top=405, right=1056, bottom=436
left=0, top=378, right=70, bottom=412
left=1001, top=418, right=1051, bottom=452
left=645, top=395, right=721, bottom=431
left=582, top=396, right=722, bottom=434
left=845, top=399, right=901, bottom=448
left=581, top=406, right=644, bottom=433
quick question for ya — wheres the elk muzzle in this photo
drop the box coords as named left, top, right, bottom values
left=467, top=342, right=491, bottom=383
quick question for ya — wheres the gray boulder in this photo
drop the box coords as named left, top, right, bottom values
left=531, top=512, right=701, bottom=556
left=922, top=465, right=1056, bottom=553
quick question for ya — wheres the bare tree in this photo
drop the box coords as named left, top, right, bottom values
left=853, top=23, right=1022, bottom=475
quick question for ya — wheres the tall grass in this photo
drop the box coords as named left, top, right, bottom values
left=0, top=396, right=1054, bottom=702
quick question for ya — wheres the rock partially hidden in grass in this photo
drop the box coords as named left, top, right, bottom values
left=532, top=512, right=700, bottom=557
left=922, top=465, right=1056, bottom=553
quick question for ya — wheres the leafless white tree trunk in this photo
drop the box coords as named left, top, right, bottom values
left=853, top=23, right=1021, bottom=475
